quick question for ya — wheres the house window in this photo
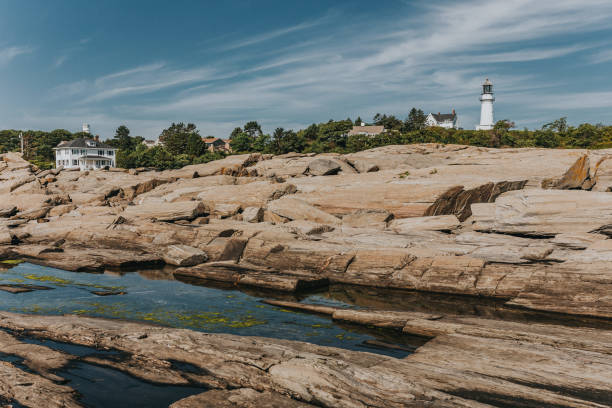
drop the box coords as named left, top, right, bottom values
left=81, top=149, right=86, bottom=155
left=98, top=150, right=104, bottom=156
left=108, top=150, right=114, bottom=156
left=73, top=160, right=78, bottom=165
left=72, top=149, right=78, bottom=154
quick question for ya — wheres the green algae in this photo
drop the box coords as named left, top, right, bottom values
left=0, top=260, right=24, bottom=265
left=31, top=300, right=271, bottom=331
left=23, top=274, right=126, bottom=291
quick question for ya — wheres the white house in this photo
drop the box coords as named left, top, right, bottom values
left=54, top=137, right=118, bottom=170
left=425, top=110, right=458, bottom=129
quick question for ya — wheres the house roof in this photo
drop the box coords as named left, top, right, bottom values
left=430, top=113, right=456, bottom=122
left=347, top=125, right=385, bottom=136
left=203, top=137, right=226, bottom=144
left=55, top=138, right=115, bottom=149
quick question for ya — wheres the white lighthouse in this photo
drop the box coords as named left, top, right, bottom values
left=476, top=78, right=495, bottom=130
left=82, top=123, right=91, bottom=134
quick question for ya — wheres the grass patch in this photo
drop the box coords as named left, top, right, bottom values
left=398, top=171, right=410, bottom=179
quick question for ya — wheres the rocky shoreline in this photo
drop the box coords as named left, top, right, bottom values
left=0, top=310, right=610, bottom=408
left=2, top=144, right=612, bottom=406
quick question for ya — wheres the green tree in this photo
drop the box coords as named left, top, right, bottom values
left=159, top=122, right=199, bottom=156
left=185, top=133, right=205, bottom=157
left=269, top=128, right=305, bottom=154
left=230, top=132, right=252, bottom=152
left=243, top=121, right=263, bottom=138
left=251, top=133, right=271, bottom=152
left=230, top=127, right=243, bottom=139
left=542, top=117, right=568, bottom=133
left=405, top=108, right=427, bottom=131
left=111, top=125, right=133, bottom=151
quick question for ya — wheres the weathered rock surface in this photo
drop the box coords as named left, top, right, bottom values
left=268, top=196, right=342, bottom=225
left=241, top=206, right=263, bottom=223
left=472, top=189, right=612, bottom=236
left=171, top=389, right=314, bottom=408
left=307, top=157, right=343, bottom=176
left=390, top=215, right=460, bottom=233
left=163, top=244, right=209, bottom=266
left=123, top=200, right=208, bottom=221
left=0, top=310, right=610, bottom=408
left=3, top=146, right=612, bottom=318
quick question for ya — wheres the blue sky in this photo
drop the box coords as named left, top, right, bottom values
left=1, top=0, right=612, bottom=139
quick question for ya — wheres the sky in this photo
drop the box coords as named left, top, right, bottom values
left=1, top=0, right=612, bottom=139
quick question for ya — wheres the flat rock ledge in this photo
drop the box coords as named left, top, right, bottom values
left=0, top=312, right=610, bottom=408
left=4, top=146, right=612, bottom=318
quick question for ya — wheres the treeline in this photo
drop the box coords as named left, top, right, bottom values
left=111, top=123, right=225, bottom=169
left=0, top=123, right=225, bottom=170
left=2, top=114, right=612, bottom=170
left=229, top=115, right=612, bottom=155
left=0, top=129, right=92, bottom=169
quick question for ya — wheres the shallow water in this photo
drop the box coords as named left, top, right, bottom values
left=0, top=344, right=205, bottom=408
left=0, top=262, right=416, bottom=358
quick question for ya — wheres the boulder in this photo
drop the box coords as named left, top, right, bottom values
left=123, top=201, right=208, bottom=222
left=472, top=189, right=612, bottom=237
left=14, top=206, right=51, bottom=220
left=268, top=197, right=341, bottom=225
left=0, top=206, right=17, bottom=218
left=592, top=156, right=612, bottom=191
left=389, top=215, right=460, bottom=233
left=241, top=206, right=263, bottom=223
left=424, top=181, right=527, bottom=221
left=212, top=203, right=241, bottom=219
left=162, top=245, right=208, bottom=267
left=307, top=158, right=342, bottom=176
left=548, top=154, right=591, bottom=190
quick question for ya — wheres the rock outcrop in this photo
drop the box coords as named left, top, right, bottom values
left=0, top=310, right=609, bottom=408
left=3, top=146, right=612, bottom=317
left=3, top=146, right=612, bottom=406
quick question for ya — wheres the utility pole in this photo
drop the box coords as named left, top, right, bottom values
left=19, top=132, right=23, bottom=154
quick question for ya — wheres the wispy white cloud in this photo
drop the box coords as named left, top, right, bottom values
left=40, top=0, right=612, bottom=136
left=218, top=13, right=332, bottom=51
left=590, top=49, right=612, bottom=64
left=94, top=62, right=166, bottom=85
left=52, top=62, right=216, bottom=102
left=0, top=45, right=32, bottom=65
left=54, top=55, right=68, bottom=68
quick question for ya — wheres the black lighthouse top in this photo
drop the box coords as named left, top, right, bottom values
left=482, top=78, right=493, bottom=94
